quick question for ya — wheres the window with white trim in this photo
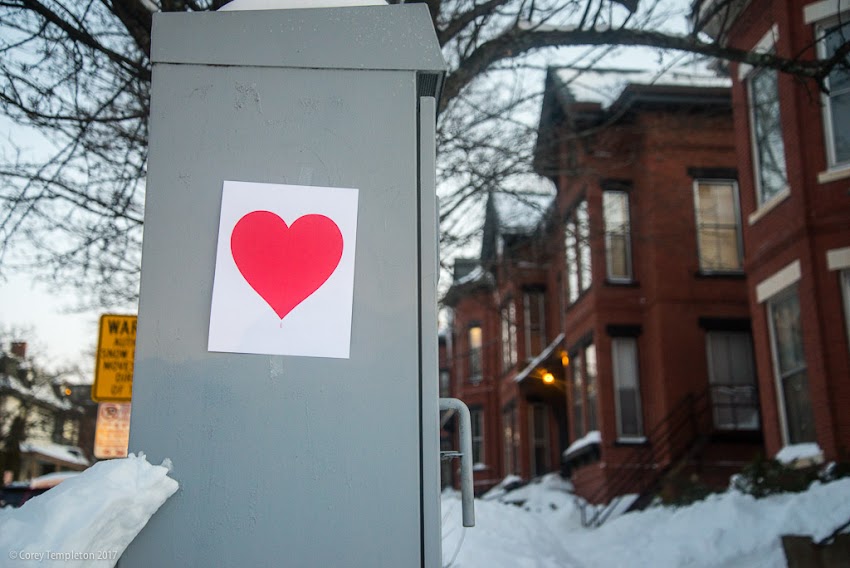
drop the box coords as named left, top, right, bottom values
left=469, top=325, right=482, bottom=384
left=611, top=337, right=644, bottom=440
left=706, top=331, right=759, bottom=430
left=694, top=179, right=743, bottom=272
left=570, top=341, right=597, bottom=438
left=767, top=288, right=816, bottom=444
left=470, top=407, right=484, bottom=465
left=748, top=62, right=788, bottom=205
left=565, top=200, right=591, bottom=303
left=523, top=289, right=546, bottom=357
left=817, top=17, right=850, bottom=168
left=501, top=301, right=517, bottom=371
left=841, top=270, right=850, bottom=355
left=603, top=190, right=632, bottom=281
left=439, top=370, right=451, bottom=398
left=503, top=404, right=519, bottom=475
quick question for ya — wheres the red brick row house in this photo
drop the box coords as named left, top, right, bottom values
left=445, top=69, right=767, bottom=503
left=695, top=0, right=850, bottom=460
left=444, top=192, right=568, bottom=492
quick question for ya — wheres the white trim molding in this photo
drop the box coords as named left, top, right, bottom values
left=818, top=165, right=850, bottom=184
left=748, top=187, right=791, bottom=225
left=804, top=0, right=849, bottom=23
left=827, top=247, right=850, bottom=271
left=739, top=24, right=780, bottom=80
left=757, top=260, right=802, bottom=303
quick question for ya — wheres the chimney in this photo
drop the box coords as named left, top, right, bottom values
left=10, top=341, right=27, bottom=359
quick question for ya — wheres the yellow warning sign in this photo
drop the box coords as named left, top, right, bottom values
left=92, top=314, right=137, bottom=402
left=94, top=403, right=131, bottom=459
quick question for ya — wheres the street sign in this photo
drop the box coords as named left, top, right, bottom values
left=93, top=403, right=131, bottom=459
left=92, top=314, right=136, bottom=402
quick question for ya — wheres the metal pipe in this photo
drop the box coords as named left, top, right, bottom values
left=439, top=397, right=475, bottom=527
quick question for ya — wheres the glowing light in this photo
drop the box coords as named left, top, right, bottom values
left=561, top=353, right=570, bottom=367
left=542, top=372, right=555, bottom=384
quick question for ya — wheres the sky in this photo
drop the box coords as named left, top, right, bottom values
left=0, top=272, right=102, bottom=376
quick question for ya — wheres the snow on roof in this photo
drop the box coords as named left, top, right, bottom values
left=563, top=430, right=602, bottom=458
left=20, top=441, right=90, bottom=468
left=514, top=333, right=565, bottom=383
left=775, top=443, right=824, bottom=466
left=0, top=373, right=73, bottom=410
left=493, top=191, right=555, bottom=234
left=553, top=66, right=731, bottom=108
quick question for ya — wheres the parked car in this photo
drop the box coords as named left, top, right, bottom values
left=0, top=471, right=79, bottom=508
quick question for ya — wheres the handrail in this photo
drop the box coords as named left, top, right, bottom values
left=440, top=397, right=476, bottom=527
left=580, top=387, right=717, bottom=527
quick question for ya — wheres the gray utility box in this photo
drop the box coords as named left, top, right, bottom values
left=122, top=5, right=446, bottom=567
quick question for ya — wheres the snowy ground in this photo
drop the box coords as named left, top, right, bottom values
left=3, top=450, right=847, bottom=567
left=441, top=473, right=850, bottom=568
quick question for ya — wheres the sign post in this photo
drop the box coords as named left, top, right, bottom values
left=122, top=4, right=446, bottom=567
left=91, top=314, right=136, bottom=402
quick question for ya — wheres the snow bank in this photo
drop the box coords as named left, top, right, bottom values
left=0, top=453, right=178, bottom=567
left=563, top=478, right=850, bottom=567
left=443, top=476, right=850, bottom=567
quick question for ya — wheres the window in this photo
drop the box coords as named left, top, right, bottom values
left=767, top=289, right=816, bottom=444
left=612, top=337, right=644, bottom=440
left=585, top=344, right=598, bottom=432
left=524, top=289, right=546, bottom=357
left=440, top=439, right=454, bottom=488
left=694, top=180, right=743, bottom=272
left=529, top=404, right=550, bottom=476
left=565, top=200, right=591, bottom=303
left=706, top=332, right=759, bottom=430
left=501, top=302, right=517, bottom=371
left=62, top=419, right=79, bottom=444
left=469, top=326, right=482, bottom=384
left=748, top=63, right=788, bottom=205
left=470, top=408, right=484, bottom=464
left=603, top=191, right=632, bottom=281
left=439, top=370, right=451, bottom=398
left=842, top=270, right=850, bottom=354
left=570, top=341, right=597, bottom=438
left=817, top=18, right=850, bottom=168
left=571, top=350, right=584, bottom=439
left=503, top=405, right=519, bottom=475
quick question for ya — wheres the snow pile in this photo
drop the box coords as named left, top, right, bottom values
left=0, top=453, right=178, bottom=567
left=563, top=430, right=601, bottom=458
left=775, top=443, right=823, bottom=466
left=442, top=476, right=850, bottom=567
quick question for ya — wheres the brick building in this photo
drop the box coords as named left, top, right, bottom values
left=536, top=69, right=766, bottom=504
left=697, top=0, right=850, bottom=459
left=446, top=69, right=768, bottom=504
left=444, top=190, right=569, bottom=493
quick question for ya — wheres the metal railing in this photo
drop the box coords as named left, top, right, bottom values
left=578, top=383, right=759, bottom=527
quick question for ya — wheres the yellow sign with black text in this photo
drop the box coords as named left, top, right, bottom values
left=92, top=314, right=137, bottom=402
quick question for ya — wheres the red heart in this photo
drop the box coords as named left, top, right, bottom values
left=230, top=211, right=343, bottom=320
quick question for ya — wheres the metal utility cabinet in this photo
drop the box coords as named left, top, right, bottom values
left=122, top=5, right=448, bottom=566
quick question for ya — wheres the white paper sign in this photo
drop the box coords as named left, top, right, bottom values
left=208, top=180, right=359, bottom=358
